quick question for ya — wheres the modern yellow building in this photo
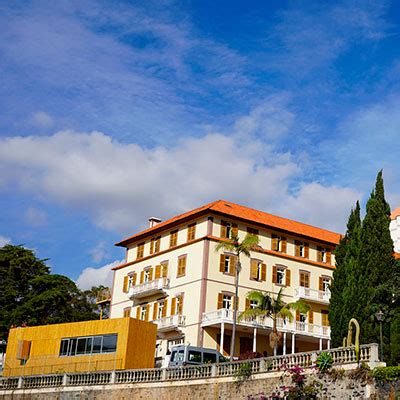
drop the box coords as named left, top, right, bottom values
left=3, top=317, right=157, bottom=376
left=110, top=200, right=341, bottom=364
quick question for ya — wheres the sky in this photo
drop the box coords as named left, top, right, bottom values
left=1, top=0, right=400, bottom=289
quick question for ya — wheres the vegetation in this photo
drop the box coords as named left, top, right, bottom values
left=234, top=361, right=253, bottom=386
left=0, top=244, right=100, bottom=341
left=329, top=171, right=400, bottom=363
left=316, top=352, right=333, bottom=373
left=239, top=289, right=310, bottom=356
left=215, top=232, right=259, bottom=361
left=373, top=366, right=400, bottom=383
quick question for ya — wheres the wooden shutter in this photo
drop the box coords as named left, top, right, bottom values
left=232, top=223, right=238, bottom=237
left=281, top=237, right=287, bottom=253
left=155, top=237, right=160, bottom=253
left=272, top=265, right=277, bottom=283
left=150, top=239, right=154, bottom=254
left=285, top=269, right=291, bottom=287
left=217, top=293, right=223, bottom=309
left=326, top=251, right=332, bottom=264
left=220, top=221, right=227, bottom=238
left=319, top=277, right=323, bottom=291
left=317, top=247, right=323, bottom=262
left=123, top=307, right=131, bottom=318
left=145, top=304, right=150, bottom=321
left=136, top=307, right=140, bottom=319
left=155, top=265, right=161, bottom=279
left=229, top=256, right=235, bottom=275
left=162, top=262, right=168, bottom=277
left=296, top=310, right=300, bottom=321
left=245, top=298, right=250, bottom=310
left=250, top=259, right=258, bottom=280
left=140, top=271, right=144, bottom=284
left=322, top=310, right=329, bottom=326
left=148, top=268, right=153, bottom=281
left=295, top=241, right=300, bottom=257
left=308, top=310, right=314, bottom=324
left=171, top=297, right=177, bottom=315
left=304, top=243, right=309, bottom=258
left=153, top=303, right=158, bottom=320
left=163, top=300, right=168, bottom=317
left=219, top=254, right=225, bottom=272
left=261, top=263, right=267, bottom=281
left=131, top=272, right=137, bottom=286
left=271, top=234, right=278, bottom=251
left=123, top=276, right=129, bottom=293
left=178, top=295, right=183, bottom=314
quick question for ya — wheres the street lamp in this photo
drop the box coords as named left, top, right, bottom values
left=375, top=310, right=384, bottom=361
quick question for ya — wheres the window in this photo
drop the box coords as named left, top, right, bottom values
left=222, top=294, right=233, bottom=309
left=300, top=271, right=310, bottom=288
left=170, top=230, right=178, bottom=247
left=188, top=350, right=202, bottom=363
left=203, top=352, right=217, bottom=363
left=128, top=274, right=136, bottom=289
left=273, top=265, right=290, bottom=286
left=187, top=223, right=196, bottom=241
left=219, top=254, right=235, bottom=275
left=295, top=241, right=309, bottom=258
left=150, top=237, right=161, bottom=254
left=277, top=268, right=285, bottom=285
left=144, top=269, right=151, bottom=282
left=137, top=243, right=145, bottom=259
left=140, top=305, right=147, bottom=320
left=220, top=221, right=238, bottom=239
left=271, top=234, right=287, bottom=253
left=320, top=277, right=331, bottom=293
left=157, top=302, right=164, bottom=319
left=171, top=350, right=184, bottom=362
left=247, top=227, right=259, bottom=236
left=250, top=300, right=258, bottom=309
left=123, top=307, right=131, bottom=318
left=171, top=295, right=184, bottom=315
left=317, top=247, right=332, bottom=264
left=250, top=259, right=266, bottom=281
left=177, top=255, right=187, bottom=277
left=59, top=334, right=117, bottom=357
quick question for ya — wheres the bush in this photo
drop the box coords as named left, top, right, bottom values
left=373, top=366, right=400, bottom=383
left=328, top=368, right=346, bottom=381
left=316, top=352, right=333, bottom=372
left=348, top=362, right=372, bottom=383
left=235, top=361, right=253, bottom=385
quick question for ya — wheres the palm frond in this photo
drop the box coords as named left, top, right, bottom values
left=276, top=306, right=294, bottom=322
left=238, top=307, right=265, bottom=321
left=287, top=300, right=311, bottom=314
left=215, top=241, right=235, bottom=253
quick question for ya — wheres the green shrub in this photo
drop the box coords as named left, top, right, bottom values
left=348, top=362, right=371, bottom=383
left=328, top=368, right=346, bottom=381
left=234, top=361, right=253, bottom=385
left=316, top=352, right=333, bottom=372
left=373, top=366, right=400, bottom=383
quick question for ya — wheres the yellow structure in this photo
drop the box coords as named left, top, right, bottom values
left=3, top=317, right=157, bottom=376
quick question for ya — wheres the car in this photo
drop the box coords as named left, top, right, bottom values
left=168, top=345, right=226, bottom=367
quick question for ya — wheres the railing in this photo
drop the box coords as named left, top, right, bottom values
left=155, top=314, right=186, bottom=331
left=0, top=344, right=379, bottom=391
left=203, top=309, right=330, bottom=338
left=294, top=287, right=330, bottom=303
left=129, top=277, right=169, bottom=298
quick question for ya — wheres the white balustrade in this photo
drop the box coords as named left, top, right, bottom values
left=155, top=314, right=186, bottom=331
left=294, top=286, right=330, bottom=303
left=129, top=277, right=169, bottom=298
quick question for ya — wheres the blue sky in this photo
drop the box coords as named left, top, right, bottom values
left=1, top=0, right=400, bottom=288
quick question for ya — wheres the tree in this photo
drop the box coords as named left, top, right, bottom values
left=215, top=232, right=259, bottom=361
left=239, top=289, right=310, bottom=356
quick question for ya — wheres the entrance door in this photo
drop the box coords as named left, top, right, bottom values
left=239, top=337, right=253, bottom=355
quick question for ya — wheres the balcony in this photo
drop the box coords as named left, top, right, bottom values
left=129, top=277, right=169, bottom=299
left=155, top=314, right=186, bottom=334
left=202, top=309, right=330, bottom=338
left=294, top=287, right=330, bottom=304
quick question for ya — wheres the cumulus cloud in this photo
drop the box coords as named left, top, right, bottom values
left=0, top=235, right=11, bottom=247
left=32, top=111, right=54, bottom=128
left=76, top=259, right=121, bottom=290
left=90, top=241, right=109, bottom=263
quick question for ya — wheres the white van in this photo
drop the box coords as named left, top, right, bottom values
left=168, top=345, right=225, bottom=367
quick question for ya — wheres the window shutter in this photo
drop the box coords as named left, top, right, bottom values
left=296, top=310, right=300, bottom=321
left=155, top=265, right=161, bottom=279
left=220, top=221, right=227, bottom=238
left=295, top=241, right=300, bottom=257
left=145, top=304, right=150, bottom=321
left=132, top=272, right=137, bottom=286
left=136, top=307, right=140, bottom=319
left=272, top=265, right=277, bottom=283
left=250, top=259, right=258, bottom=280
left=326, top=251, right=331, bottom=264
left=281, top=237, right=287, bottom=253
left=153, top=303, right=158, bottom=320
left=123, top=308, right=131, bottom=318
left=308, top=310, right=314, bottom=324
left=219, top=254, right=225, bottom=273
left=317, top=247, right=323, bottom=262
left=217, top=293, right=223, bottom=309
left=123, top=276, right=129, bottom=293
left=322, top=310, right=329, bottom=326
left=171, top=297, right=177, bottom=315
left=261, top=263, right=267, bottom=281
left=140, top=271, right=144, bottom=284
left=245, top=298, right=250, bottom=310
left=178, top=296, right=184, bottom=314
left=285, top=269, right=291, bottom=287
left=229, top=256, right=236, bottom=275
left=162, top=262, right=168, bottom=277
left=150, top=239, right=154, bottom=254
left=304, top=243, right=309, bottom=258
left=232, top=223, right=238, bottom=237
left=163, top=300, right=168, bottom=317
left=271, top=234, right=278, bottom=251
left=319, top=277, right=323, bottom=291
left=149, top=268, right=153, bottom=281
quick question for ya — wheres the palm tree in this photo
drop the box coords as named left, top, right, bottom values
left=215, top=232, right=259, bottom=361
left=239, top=288, right=311, bottom=356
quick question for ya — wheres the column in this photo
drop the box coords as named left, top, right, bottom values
left=253, top=328, right=257, bottom=352
left=283, top=332, right=287, bottom=355
left=220, top=322, right=224, bottom=352
left=291, top=333, right=296, bottom=354
left=327, top=340, right=331, bottom=349
left=319, top=338, right=323, bottom=350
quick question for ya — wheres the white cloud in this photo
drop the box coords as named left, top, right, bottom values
left=90, top=241, right=109, bottom=263
left=32, top=111, right=53, bottom=128
left=0, top=235, right=11, bottom=247
left=76, top=259, right=121, bottom=290
left=25, top=207, right=48, bottom=226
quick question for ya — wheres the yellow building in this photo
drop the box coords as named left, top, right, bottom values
left=3, top=317, right=157, bottom=376
left=110, top=200, right=341, bottom=363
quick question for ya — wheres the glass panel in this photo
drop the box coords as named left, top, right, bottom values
left=76, top=338, right=87, bottom=355
left=203, top=352, right=216, bottom=363
left=102, top=334, right=117, bottom=353
left=92, top=336, right=102, bottom=354
left=59, top=339, right=69, bottom=356
left=85, top=337, right=93, bottom=354
left=188, top=350, right=202, bottom=363
left=68, top=338, right=77, bottom=356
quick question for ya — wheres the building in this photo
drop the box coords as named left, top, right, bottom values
left=110, top=200, right=341, bottom=363
left=390, top=207, right=400, bottom=253
left=3, top=317, right=157, bottom=376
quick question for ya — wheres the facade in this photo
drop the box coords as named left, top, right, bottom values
left=390, top=207, right=400, bottom=253
left=110, top=200, right=341, bottom=363
left=3, top=317, right=157, bottom=376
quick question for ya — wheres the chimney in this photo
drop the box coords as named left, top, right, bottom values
left=148, top=217, right=162, bottom=228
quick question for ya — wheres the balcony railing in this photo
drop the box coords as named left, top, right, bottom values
left=155, top=314, right=186, bottom=332
left=202, top=309, right=330, bottom=338
left=294, top=287, right=330, bottom=303
left=129, top=277, right=169, bottom=299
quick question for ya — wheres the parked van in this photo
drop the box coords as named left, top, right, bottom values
left=168, top=345, right=225, bottom=367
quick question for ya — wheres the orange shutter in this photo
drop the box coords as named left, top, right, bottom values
left=155, top=237, right=160, bottom=252
left=220, top=221, right=227, bottom=238
left=296, top=310, right=300, bottom=321
left=153, top=303, right=158, bottom=320
left=17, top=340, right=31, bottom=360
left=285, top=269, right=291, bottom=287
left=150, top=239, right=154, bottom=254
left=229, top=256, right=236, bottom=275
left=295, top=241, right=300, bottom=257
left=178, top=296, right=184, bottom=314
left=155, top=265, right=161, bottom=279
left=145, top=304, right=150, bottom=321
left=136, top=307, right=140, bottom=319
left=272, top=265, right=277, bottom=283
left=322, top=310, right=329, bottom=326
left=140, top=271, right=144, bottom=284
left=319, top=277, right=323, bottom=291
left=271, top=234, right=278, bottom=251
left=304, top=243, right=309, bottom=259
left=326, top=251, right=332, bottom=264
left=162, top=262, right=169, bottom=277
left=281, top=237, right=287, bottom=253
left=308, top=310, right=314, bottom=324
left=232, top=223, right=238, bottom=237
left=245, top=298, right=250, bottom=310
left=171, top=297, right=177, bottom=315
left=250, top=259, right=258, bottom=280
left=148, top=268, right=153, bottom=281
left=163, top=300, right=168, bottom=317
left=123, top=276, right=129, bottom=293
left=132, top=272, right=137, bottom=286
left=219, top=254, right=226, bottom=272
left=261, top=263, right=267, bottom=281
left=317, top=247, right=322, bottom=262
left=217, top=293, right=223, bottom=309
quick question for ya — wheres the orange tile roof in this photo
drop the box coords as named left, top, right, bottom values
left=116, top=199, right=342, bottom=247
left=395, top=252, right=400, bottom=260
left=391, top=207, right=400, bottom=220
